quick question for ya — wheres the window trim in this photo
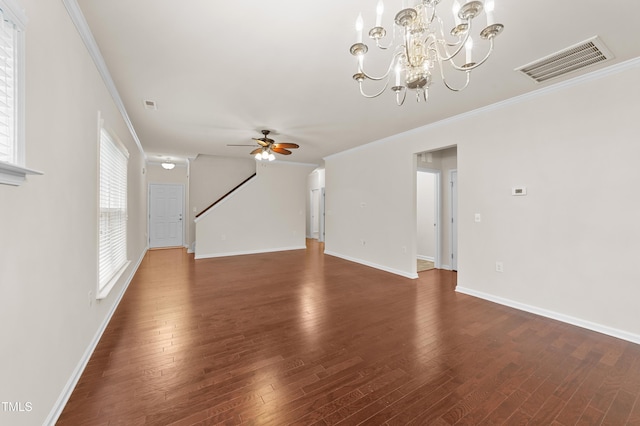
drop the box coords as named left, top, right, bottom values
left=97, top=113, right=130, bottom=299
left=0, top=0, right=42, bottom=186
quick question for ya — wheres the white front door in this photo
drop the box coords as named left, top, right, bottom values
left=149, top=184, right=184, bottom=248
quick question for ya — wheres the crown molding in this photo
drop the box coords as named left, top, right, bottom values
left=1, top=0, right=27, bottom=28
left=325, top=56, right=640, bottom=161
left=61, top=0, right=145, bottom=158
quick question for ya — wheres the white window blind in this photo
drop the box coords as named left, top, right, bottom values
left=99, top=128, right=129, bottom=292
left=0, top=6, right=17, bottom=164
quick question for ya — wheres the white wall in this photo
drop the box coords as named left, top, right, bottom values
left=416, top=171, right=435, bottom=260
left=0, top=1, right=147, bottom=424
left=325, top=61, right=640, bottom=341
left=188, top=155, right=256, bottom=250
left=195, top=161, right=316, bottom=258
left=146, top=162, right=188, bottom=185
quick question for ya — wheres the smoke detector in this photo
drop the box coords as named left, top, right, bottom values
left=143, top=99, right=157, bottom=110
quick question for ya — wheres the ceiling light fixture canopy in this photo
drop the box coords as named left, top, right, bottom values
left=350, top=0, right=504, bottom=105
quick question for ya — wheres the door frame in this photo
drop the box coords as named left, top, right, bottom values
left=310, top=188, right=320, bottom=239
left=417, top=167, right=441, bottom=269
left=319, top=188, right=325, bottom=242
left=309, top=187, right=326, bottom=242
left=450, top=169, right=458, bottom=271
left=148, top=183, right=186, bottom=249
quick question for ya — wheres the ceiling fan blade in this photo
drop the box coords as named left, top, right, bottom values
left=272, top=147, right=292, bottom=155
left=272, top=143, right=299, bottom=149
left=252, top=138, right=270, bottom=147
left=227, top=144, right=258, bottom=146
left=250, top=147, right=263, bottom=155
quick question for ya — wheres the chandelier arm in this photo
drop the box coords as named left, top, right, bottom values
left=432, top=14, right=466, bottom=51
left=359, top=63, right=393, bottom=82
left=445, top=37, right=495, bottom=72
left=440, top=68, right=471, bottom=92
left=457, top=37, right=496, bottom=71
left=374, top=25, right=396, bottom=50
left=375, top=38, right=393, bottom=50
left=425, top=4, right=437, bottom=25
left=436, top=23, right=472, bottom=62
left=360, top=51, right=403, bottom=81
left=358, top=79, right=390, bottom=98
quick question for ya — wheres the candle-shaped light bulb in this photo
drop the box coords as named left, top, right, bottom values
left=465, top=37, right=473, bottom=63
left=395, top=62, right=402, bottom=86
left=376, top=0, right=384, bottom=27
left=355, top=13, right=364, bottom=43
left=452, top=0, right=461, bottom=26
left=485, top=0, right=495, bottom=25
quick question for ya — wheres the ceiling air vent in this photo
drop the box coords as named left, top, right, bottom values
left=515, top=36, right=613, bottom=83
left=143, top=99, right=157, bottom=110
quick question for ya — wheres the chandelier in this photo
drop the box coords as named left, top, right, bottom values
left=349, top=0, right=504, bottom=105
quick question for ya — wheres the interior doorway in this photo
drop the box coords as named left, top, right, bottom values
left=416, top=168, right=441, bottom=269
left=307, top=168, right=326, bottom=242
left=450, top=169, right=458, bottom=271
left=414, top=147, right=457, bottom=272
left=310, top=189, right=320, bottom=239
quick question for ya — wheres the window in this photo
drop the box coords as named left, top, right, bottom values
left=0, top=0, right=38, bottom=185
left=98, top=126, right=129, bottom=298
left=0, top=7, right=18, bottom=164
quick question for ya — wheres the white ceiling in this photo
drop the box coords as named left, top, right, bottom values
left=76, top=0, right=640, bottom=165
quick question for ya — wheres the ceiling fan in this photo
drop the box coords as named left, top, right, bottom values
left=227, top=130, right=299, bottom=161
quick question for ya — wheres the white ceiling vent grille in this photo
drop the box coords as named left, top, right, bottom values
left=516, top=36, right=613, bottom=83
left=143, top=99, right=157, bottom=110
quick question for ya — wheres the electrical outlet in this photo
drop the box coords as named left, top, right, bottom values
left=475, top=213, right=481, bottom=223
left=495, top=262, right=504, bottom=273
left=360, top=239, right=366, bottom=246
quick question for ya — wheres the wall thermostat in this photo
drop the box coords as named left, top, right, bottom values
left=512, top=187, right=527, bottom=196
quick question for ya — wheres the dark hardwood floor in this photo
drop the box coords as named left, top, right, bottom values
left=58, top=240, right=640, bottom=425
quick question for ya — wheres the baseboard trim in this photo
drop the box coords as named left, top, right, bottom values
left=417, top=255, right=435, bottom=262
left=44, top=247, right=148, bottom=426
left=195, top=245, right=306, bottom=260
left=456, top=286, right=640, bottom=345
left=324, top=250, right=418, bottom=279
left=440, top=264, right=452, bottom=271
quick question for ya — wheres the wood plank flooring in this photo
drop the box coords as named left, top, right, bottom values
left=58, top=240, right=640, bottom=425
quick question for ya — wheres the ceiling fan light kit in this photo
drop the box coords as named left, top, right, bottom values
left=350, top=0, right=504, bottom=105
